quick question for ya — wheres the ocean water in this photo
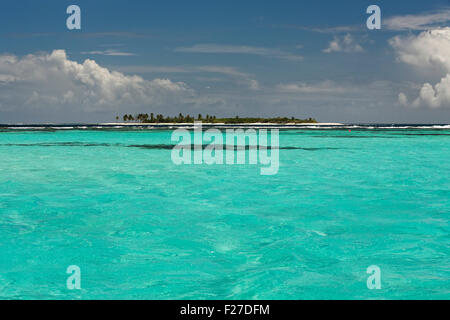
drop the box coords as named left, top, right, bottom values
left=0, top=126, right=449, bottom=299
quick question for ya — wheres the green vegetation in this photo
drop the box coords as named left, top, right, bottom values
left=119, top=113, right=317, bottom=124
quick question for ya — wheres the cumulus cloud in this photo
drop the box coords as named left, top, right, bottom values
left=398, top=93, right=408, bottom=106
left=175, top=44, right=303, bottom=61
left=323, top=34, right=364, bottom=53
left=390, top=28, right=450, bottom=108
left=0, top=50, right=191, bottom=115
left=397, top=75, right=450, bottom=109
left=390, top=28, right=450, bottom=71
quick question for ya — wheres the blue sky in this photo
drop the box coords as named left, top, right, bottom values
left=1, top=0, right=450, bottom=123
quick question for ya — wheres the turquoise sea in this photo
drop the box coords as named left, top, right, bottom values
left=0, top=125, right=449, bottom=299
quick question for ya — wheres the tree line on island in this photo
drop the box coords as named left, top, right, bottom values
left=116, top=113, right=317, bottom=124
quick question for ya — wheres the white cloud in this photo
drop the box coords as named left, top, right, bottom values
left=175, top=44, right=303, bottom=61
left=390, top=28, right=450, bottom=108
left=398, top=93, right=408, bottom=106
left=195, top=66, right=260, bottom=90
left=117, top=65, right=249, bottom=77
left=195, top=66, right=249, bottom=78
left=323, top=34, right=364, bottom=53
left=385, top=10, right=450, bottom=31
left=0, top=74, right=18, bottom=83
left=276, top=24, right=360, bottom=34
left=81, top=49, right=136, bottom=56
left=389, top=28, right=450, bottom=71
left=276, top=81, right=355, bottom=94
left=398, top=75, right=450, bottom=109
left=0, top=50, right=191, bottom=114
left=116, top=65, right=260, bottom=90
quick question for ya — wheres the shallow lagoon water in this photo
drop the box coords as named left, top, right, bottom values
left=0, top=127, right=449, bottom=299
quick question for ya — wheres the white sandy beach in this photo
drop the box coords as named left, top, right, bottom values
left=101, top=122, right=345, bottom=126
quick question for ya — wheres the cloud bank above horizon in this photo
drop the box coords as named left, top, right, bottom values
left=391, top=28, right=450, bottom=109
left=0, top=50, right=192, bottom=120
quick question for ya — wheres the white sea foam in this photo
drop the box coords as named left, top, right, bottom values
left=3, top=123, right=450, bottom=130
left=7, top=126, right=45, bottom=130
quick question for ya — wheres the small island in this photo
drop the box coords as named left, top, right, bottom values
left=116, top=113, right=317, bottom=124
